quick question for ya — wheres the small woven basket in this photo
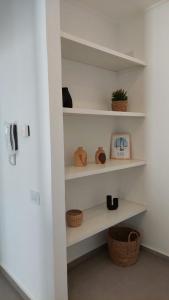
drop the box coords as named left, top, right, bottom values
left=107, top=226, right=140, bottom=267
left=66, top=210, right=83, bottom=227
left=112, top=101, right=128, bottom=112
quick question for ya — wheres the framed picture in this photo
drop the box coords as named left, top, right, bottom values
left=111, top=133, right=131, bottom=160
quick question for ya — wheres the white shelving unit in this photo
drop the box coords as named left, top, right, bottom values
left=67, top=200, right=146, bottom=247
left=65, top=160, right=146, bottom=180
left=61, top=32, right=146, bottom=71
left=61, top=6, right=147, bottom=266
left=63, top=108, right=145, bottom=118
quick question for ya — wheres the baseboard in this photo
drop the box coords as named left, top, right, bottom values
left=68, top=242, right=169, bottom=271
left=0, top=265, right=32, bottom=300
left=141, top=244, right=169, bottom=261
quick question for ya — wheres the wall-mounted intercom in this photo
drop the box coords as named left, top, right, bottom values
left=5, top=123, right=18, bottom=166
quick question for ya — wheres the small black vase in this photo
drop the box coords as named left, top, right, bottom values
left=107, top=195, right=119, bottom=210
left=62, top=87, right=73, bottom=108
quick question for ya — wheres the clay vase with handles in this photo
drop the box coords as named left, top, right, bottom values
left=74, top=147, right=87, bottom=167
left=95, top=147, right=106, bottom=164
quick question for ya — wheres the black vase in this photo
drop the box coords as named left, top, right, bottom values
left=62, top=87, right=73, bottom=108
left=106, top=195, right=119, bottom=210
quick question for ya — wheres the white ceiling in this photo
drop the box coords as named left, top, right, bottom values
left=71, top=0, right=162, bottom=20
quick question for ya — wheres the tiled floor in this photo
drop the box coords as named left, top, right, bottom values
left=0, top=272, right=23, bottom=300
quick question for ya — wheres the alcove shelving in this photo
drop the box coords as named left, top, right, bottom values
left=61, top=8, right=147, bottom=261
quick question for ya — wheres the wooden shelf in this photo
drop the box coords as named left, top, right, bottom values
left=61, top=32, right=146, bottom=72
left=65, top=159, right=146, bottom=180
left=63, top=108, right=145, bottom=118
left=67, top=200, right=146, bottom=247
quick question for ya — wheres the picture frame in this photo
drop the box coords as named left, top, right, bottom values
left=111, top=133, right=131, bottom=160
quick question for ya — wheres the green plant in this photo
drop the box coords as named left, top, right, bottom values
left=112, top=89, right=128, bottom=101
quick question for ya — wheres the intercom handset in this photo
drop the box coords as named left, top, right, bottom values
left=5, top=123, right=18, bottom=166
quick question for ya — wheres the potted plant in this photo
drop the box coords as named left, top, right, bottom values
left=112, top=89, right=128, bottom=112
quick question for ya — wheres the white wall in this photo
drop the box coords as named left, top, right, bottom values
left=61, top=0, right=119, bottom=49
left=118, top=14, right=146, bottom=61
left=62, top=59, right=117, bottom=111
left=113, top=0, right=169, bottom=258
left=134, top=0, right=169, bottom=255
left=0, top=1, right=67, bottom=299
left=0, top=1, right=41, bottom=298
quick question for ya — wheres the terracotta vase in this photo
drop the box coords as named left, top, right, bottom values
left=95, top=147, right=106, bottom=164
left=74, top=147, right=87, bottom=167
left=112, top=100, right=128, bottom=112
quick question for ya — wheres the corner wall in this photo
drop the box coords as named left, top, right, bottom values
left=138, top=0, right=169, bottom=256
left=119, top=0, right=169, bottom=258
left=0, top=1, right=67, bottom=299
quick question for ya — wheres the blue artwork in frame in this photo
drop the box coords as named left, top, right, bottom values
left=111, top=133, right=131, bottom=159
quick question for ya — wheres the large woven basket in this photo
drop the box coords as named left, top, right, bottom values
left=107, top=226, right=141, bottom=267
left=66, top=209, right=83, bottom=227
left=112, top=100, right=128, bottom=112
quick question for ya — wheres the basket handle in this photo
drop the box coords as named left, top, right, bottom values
left=128, top=231, right=139, bottom=242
